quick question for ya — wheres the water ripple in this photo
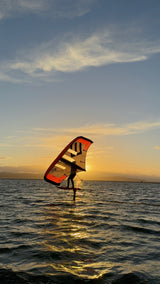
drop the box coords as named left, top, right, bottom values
left=0, top=180, right=160, bottom=283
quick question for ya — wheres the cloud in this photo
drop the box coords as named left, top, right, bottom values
left=88, top=146, right=114, bottom=157
left=0, top=156, right=11, bottom=160
left=9, top=33, right=148, bottom=73
left=48, top=0, right=93, bottom=19
left=0, top=165, right=42, bottom=173
left=0, top=71, right=23, bottom=83
left=0, top=0, right=92, bottom=20
left=0, top=143, right=13, bottom=147
left=33, top=120, right=160, bottom=137
left=0, top=0, right=48, bottom=19
left=3, top=119, right=155, bottom=151
left=1, top=29, right=160, bottom=83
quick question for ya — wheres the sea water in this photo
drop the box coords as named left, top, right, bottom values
left=0, top=179, right=160, bottom=283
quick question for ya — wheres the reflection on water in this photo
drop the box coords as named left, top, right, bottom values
left=0, top=180, right=160, bottom=283
left=42, top=203, right=100, bottom=278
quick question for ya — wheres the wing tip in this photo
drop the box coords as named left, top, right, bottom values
left=75, top=136, right=93, bottom=144
left=44, top=175, right=61, bottom=186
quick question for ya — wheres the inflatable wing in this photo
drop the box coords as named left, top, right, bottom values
left=44, top=136, right=93, bottom=186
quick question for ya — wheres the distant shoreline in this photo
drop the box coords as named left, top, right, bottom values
left=0, top=176, right=160, bottom=184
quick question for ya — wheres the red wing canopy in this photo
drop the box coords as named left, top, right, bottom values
left=44, top=136, right=93, bottom=186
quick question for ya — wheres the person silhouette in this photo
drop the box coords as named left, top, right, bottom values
left=67, top=163, right=77, bottom=188
left=67, top=164, right=77, bottom=201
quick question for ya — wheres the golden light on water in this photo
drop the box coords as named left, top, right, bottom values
left=41, top=205, right=110, bottom=279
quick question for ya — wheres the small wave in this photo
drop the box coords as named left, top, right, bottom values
left=112, top=271, right=153, bottom=284
left=0, top=269, right=159, bottom=284
left=0, top=244, right=35, bottom=256
left=0, top=269, right=27, bottom=284
left=137, top=218, right=160, bottom=226
left=122, top=224, right=160, bottom=236
left=1, top=180, right=160, bottom=283
left=0, top=248, right=11, bottom=253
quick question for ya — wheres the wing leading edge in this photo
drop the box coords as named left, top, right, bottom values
left=44, top=136, right=93, bottom=186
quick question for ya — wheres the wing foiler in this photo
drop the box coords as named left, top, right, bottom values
left=44, top=136, right=93, bottom=186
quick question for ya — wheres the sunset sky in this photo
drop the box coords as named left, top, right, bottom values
left=1, top=0, right=160, bottom=181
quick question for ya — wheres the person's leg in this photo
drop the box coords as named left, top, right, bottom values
left=71, top=173, right=76, bottom=188
left=71, top=178, right=74, bottom=188
left=67, top=177, right=70, bottom=188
